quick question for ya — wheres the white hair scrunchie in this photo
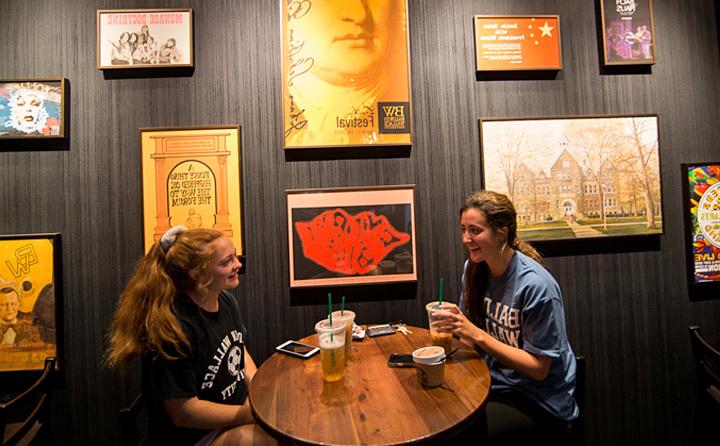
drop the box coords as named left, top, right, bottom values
left=160, top=225, right=186, bottom=253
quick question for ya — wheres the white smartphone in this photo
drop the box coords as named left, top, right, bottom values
left=275, top=340, right=320, bottom=359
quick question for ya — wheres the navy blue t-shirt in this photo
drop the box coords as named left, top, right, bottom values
left=142, top=291, right=248, bottom=445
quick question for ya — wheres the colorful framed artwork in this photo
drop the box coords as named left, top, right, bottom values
left=280, top=0, right=412, bottom=149
left=473, top=15, right=563, bottom=71
left=286, top=185, right=417, bottom=288
left=682, top=162, right=720, bottom=299
left=140, top=126, right=244, bottom=256
left=0, top=79, right=67, bottom=139
left=0, top=233, right=62, bottom=372
left=96, top=9, right=193, bottom=69
left=599, top=0, right=656, bottom=65
left=479, top=114, right=663, bottom=242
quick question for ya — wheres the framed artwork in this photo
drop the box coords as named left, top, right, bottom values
left=286, top=185, right=417, bottom=288
left=96, top=9, right=193, bottom=69
left=140, top=126, right=244, bottom=256
left=0, top=79, right=67, bottom=139
left=682, top=162, right=720, bottom=298
left=473, top=15, right=563, bottom=71
left=0, top=233, right=62, bottom=372
left=280, top=0, right=412, bottom=149
left=480, top=114, right=663, bottom=242
left=599, top=0, right=656, bottom=65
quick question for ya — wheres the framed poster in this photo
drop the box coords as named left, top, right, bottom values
left=599, top=0, right=656, bottom=65
left=286, top=185, right=417, bottom=288
left=140, top=126, right=244, bottom=256
left=97, top=9, right=193, bottom=69
left=0, top=79, right=67, bottom=139
left=682, top=162, right=720, bottom=298
left=0, top=233, right=62, bottom=372
left=280, top=0, right=412, bottom=149
left=480, top=114, right=663, bottom=242
left=473, top=15, right=563, bottom=71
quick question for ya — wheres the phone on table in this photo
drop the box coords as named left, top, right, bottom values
left=367, top=324, right=396, bottom=337
left=276, top=340, right=320, bottom=359
left=388, top=353, right=414, bottom=368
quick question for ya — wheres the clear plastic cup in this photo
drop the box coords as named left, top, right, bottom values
left=314, top=318, right=347, bottom=382
left=331, top=310, right=356, bottom=363
left=425, top=301, right=454, bottom=355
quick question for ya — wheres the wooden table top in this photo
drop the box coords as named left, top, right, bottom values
left=249, top=326, right=490, bottom=445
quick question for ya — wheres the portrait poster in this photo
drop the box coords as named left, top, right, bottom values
left=0, top=234, right=61, bottom=372
left=140, top=127, right=244, bottom=256
left=0, top=79, right=66, bottom=139
left=286, top=186, right=417, bottom=288
left=281, top=0, right=412, bottom=149
left=599, top=0, right=656, bottom=65
left=473, top=16, right=563, bottom=71
left=682, top=162, right=720, bottom=297
left=480, top=114, right=663, bottom=242
left=97, top=9, right=193, bottom=69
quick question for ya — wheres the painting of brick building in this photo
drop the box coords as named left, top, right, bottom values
left=480, top=115, right=662, bottom=241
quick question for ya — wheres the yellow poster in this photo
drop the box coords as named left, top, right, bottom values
left=0, top=235, right=59, bottom=371
left=141, top=127, right=244, bottom=254
left=282, top=0, right=412, bottom=148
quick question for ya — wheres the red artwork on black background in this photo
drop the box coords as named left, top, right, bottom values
left=294, top=208, right=411, bottom=276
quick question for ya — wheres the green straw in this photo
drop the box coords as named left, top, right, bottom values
left=341, top=295, right=346, bottom=315
left=328, top=293, right=333, bottom=341
left=439, top=278, right=444, bottom=305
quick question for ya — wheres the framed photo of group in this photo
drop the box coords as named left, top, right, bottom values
left=682, top=162, right=720, bottom=300
left=473, top=15, right=563, bottom=71
left=140, top=126, right=245, bottom=258
left=286, top=185, right=417, bottom=288
left=0, top=79, right=67, bottom=139
left=599, top=0, right=656, bottom=65
left=479, top=114, right=663, bottom=243
left=0, top=233, right=62, bottom=373
left=96, top=8, right=194, bottom=69
left=280, top=0, right=412, bottom=149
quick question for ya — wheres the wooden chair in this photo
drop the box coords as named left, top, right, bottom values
left=0, top=357, right=56, bottom=446
left=688, top=325, right=720, bottom=444
left=569, top=355, right=585, bottom=444
left=119, top=393, right=147, bottom=446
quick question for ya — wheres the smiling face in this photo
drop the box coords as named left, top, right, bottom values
left=460, top=208, right=507, bottom=265
left=293, top=0, right=397, bottom=85
left=204, top=236, right=242, bottom=293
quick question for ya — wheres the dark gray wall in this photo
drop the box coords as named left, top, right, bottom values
left=1, top=0, right=719, bottom=444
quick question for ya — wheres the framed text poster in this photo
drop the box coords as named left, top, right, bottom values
left=286, top=185, right=417, bottom=288
left=682, top=162, right=720, bottom=299
left=97, top=9, right=194, bottom=69
left=140, top=126, right=244, bottom=256
left=473, top=15, right=562, bottom=71
left=480, top=114, right=663, bottom=242
left=0, top=79, right=67, bottom=139
left=281, top=0, right=412, bottom=149
left=599, top=0, right=656, bottom=65
left=0, top=233, right=62, bottom=373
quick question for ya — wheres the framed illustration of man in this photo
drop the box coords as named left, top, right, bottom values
left=281, top=0, right=413, bottom=149
left=0, top=79, right=67, bottom=139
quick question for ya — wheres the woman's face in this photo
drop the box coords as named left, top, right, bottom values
left=460, top=208, right=506, bottom=264
left=204, top=236, right=242, bottom=292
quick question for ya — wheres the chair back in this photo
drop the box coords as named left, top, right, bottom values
left=570, top=355, right=586, bottom=444
left=119, top=393, right=147, bottom=446
left=688, top=325, right=720, bottom=444
left=0, top=357, right=56, bottom=446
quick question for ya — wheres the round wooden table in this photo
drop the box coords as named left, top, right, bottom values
left=249, top=326, right=490, bottom=445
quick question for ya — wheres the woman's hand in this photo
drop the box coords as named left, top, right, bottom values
left=432, top=303, right=484, bottom=346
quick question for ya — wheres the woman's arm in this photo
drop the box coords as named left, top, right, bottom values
left=164, top=396, right=255, bottom=430
left=435, top=304, right=551, bottom=381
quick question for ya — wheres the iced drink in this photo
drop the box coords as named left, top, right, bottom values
left=426, top=301, right=454, bottom=355
left=331, top=310, right=355, bottom=363
left=315, top=318, right=347, bottom=382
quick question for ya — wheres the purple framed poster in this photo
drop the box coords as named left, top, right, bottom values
left=599, top=0, right=656, bottom=65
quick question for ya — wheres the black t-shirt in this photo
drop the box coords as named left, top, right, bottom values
left=142, top=291, right=248, bottom=445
